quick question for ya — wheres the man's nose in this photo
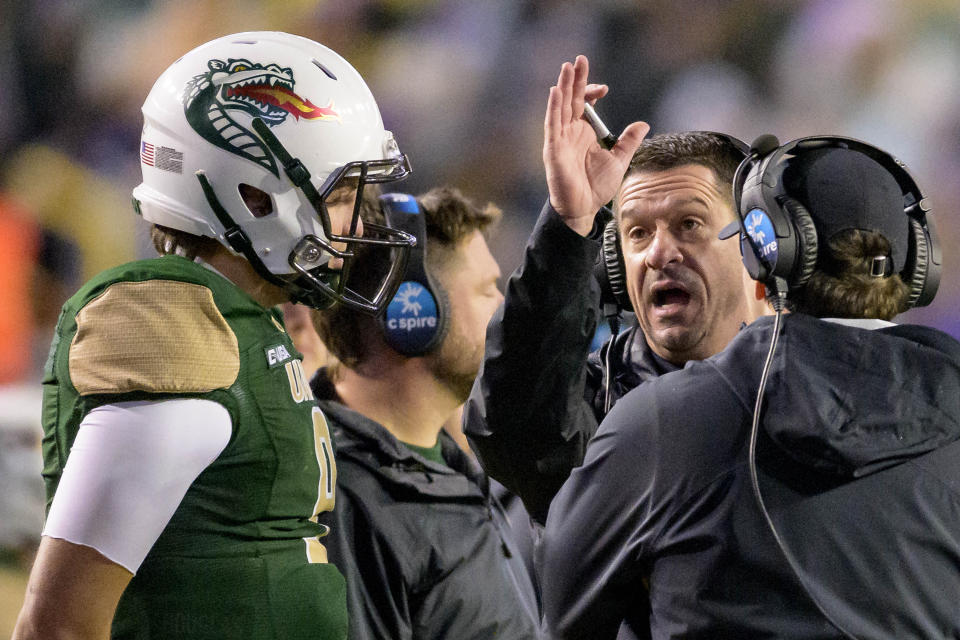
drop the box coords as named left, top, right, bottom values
left=643, top=231, right=683, bottom=270
left=336, top=209, right=364, bottom=238
left=351, top=216, right=364, bottom=238
left=327, top=197, right=364, bottom=239
left=326, top=203, right=363, bottom=270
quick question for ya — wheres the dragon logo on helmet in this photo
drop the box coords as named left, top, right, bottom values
left=183, top=58, right=339, bottom=177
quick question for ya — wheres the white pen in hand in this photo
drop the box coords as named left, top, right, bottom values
left=582, top=102, right=618, bottom=150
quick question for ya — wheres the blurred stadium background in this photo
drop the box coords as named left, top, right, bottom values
left=2, top=0, right=959, bottom=630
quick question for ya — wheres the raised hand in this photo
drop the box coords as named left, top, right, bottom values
left=543, top=55, right=649, bottom=236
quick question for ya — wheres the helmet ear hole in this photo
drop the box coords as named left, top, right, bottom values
left=239, top=184, right=274, bottom=218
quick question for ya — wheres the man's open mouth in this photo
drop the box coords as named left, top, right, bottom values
left=652, top=286, right=691, bottom=308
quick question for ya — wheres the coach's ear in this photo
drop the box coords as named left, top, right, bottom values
left=755, top=282, right=766, bottom=301
left=755, top=282, right=781, bottom=317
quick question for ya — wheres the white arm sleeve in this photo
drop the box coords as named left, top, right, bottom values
left=42, top=398, right=232, bottom=573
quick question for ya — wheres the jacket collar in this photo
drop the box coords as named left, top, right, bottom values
left=310, top=368, right=490, bottom=499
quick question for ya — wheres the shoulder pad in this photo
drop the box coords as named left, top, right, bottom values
left=69, top=279, right=240, bottom=396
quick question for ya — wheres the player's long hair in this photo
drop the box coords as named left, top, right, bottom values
left=787, top=228, right=910, bottom=320
left=150, top=224, right=220, bottom=261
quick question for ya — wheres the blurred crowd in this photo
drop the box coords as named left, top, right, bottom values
left=1, top=0, right=959, bottom=559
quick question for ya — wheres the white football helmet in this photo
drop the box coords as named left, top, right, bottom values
left=133, top=31, right=414, bottom=313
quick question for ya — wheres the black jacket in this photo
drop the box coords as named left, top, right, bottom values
left=542, top=314, right=960, bottom=639
left=311, top=372, right=541, bottom=640
left=464, top=202, right=677, bottom=524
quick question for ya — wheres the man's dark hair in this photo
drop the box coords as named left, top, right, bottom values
left=621, top=132, right=745, bottom=208
left=314, top=186, right=501, bottom=368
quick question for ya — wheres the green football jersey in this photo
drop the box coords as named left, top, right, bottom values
left=41, top=254, right=346, bottom=640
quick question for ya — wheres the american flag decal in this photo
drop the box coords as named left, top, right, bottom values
left=141, top=141, right=155, bottom=166
left=140, top=141, right=184, bottom=174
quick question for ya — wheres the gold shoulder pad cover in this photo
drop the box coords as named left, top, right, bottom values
left=69, top=280, right=240, bottom=396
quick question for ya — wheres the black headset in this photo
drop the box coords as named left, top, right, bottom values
left=730, top=135, right=941, bottom=307
left=378, top=193, right=449, bottom=356
left=595, top=132, right=750, bottom=313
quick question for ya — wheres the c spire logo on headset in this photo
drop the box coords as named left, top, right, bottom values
left=182, top=58, right=339, bottom=177
left=384, top=281, right=440, bottom=348
left=745, top=208, right=778, bottom=265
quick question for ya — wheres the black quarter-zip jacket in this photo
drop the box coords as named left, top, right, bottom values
left=311, top=371, right=541, bottom=640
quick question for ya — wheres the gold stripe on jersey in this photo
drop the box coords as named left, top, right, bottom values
left=304, top=536, right=329, bottom=564
left=69, top=279, right=240, bottom=395
left=309, top=407, right=336, bottom=518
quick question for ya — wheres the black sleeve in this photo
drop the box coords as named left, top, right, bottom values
left=463, top=201, right=607, bottom=524
left=540, top=390, right=654, bottom=640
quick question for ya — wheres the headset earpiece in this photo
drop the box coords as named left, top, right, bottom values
left=600, top=218, right=632, bottom=313
left=779, top=197, right=819, bottom=290
left=378, top=193, right=449, bottom=356
left=905, top=217, right=929, bottom=309
left=738, top=226, right=770, bottom=283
